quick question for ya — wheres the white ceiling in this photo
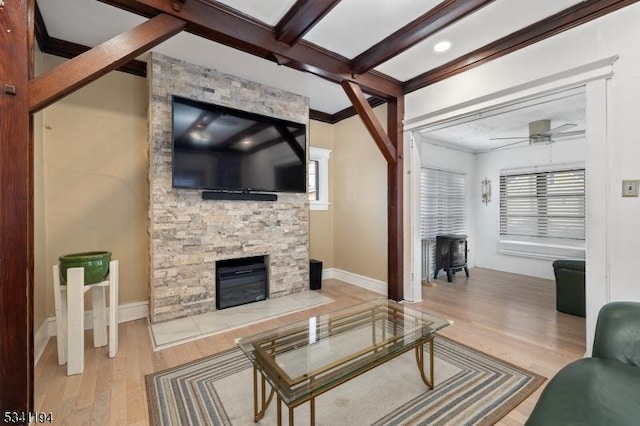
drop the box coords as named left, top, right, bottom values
left=303, top=0, right=442, bottom=59
left=38, top=0, right=588, bottom=117
left=375, top=0, right=582, bottom=81
left=215, top=0, right=299, bottom=26
left=416, top=88, right=586, bottom=153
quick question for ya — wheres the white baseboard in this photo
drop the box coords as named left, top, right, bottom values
left=323, top=268, right=387, bottom=296
left=34, top=319, right=50, bottom=366
left=35, top=301, right=149, bottom=366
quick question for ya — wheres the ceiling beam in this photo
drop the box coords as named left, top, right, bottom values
left=310, top=97, right=386, bottom=124
left=351, top=0, right=495, bottom=74
left=309, top=109, right=334, bottom=123
left=33, top=1, right=49, bottom=51
left=404, top=0, right=640, bottom=93
left=28, top=13, right=185, bottom=113
left=275, top=0, right=342, bottom=46
left=341, top=81, right=396, bottom=163
left=34, top=2, right=146, bottom=76
left=41, top=37, right=148, bottom=77
left=97, top=0, right=403, bottom=99
left=34, top=3, right=377, bottom=124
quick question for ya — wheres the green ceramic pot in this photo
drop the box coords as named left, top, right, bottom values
left=59, top=251, right=111, bottom=285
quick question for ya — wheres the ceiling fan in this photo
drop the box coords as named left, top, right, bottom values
left=489, top=119, right=585, bottom=151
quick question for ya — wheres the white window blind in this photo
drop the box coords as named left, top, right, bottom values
left=500, top=168, right=585, bottom=240
left=420, top=168, right=466, bottom=278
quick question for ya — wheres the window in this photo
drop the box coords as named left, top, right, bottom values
left=498, top=166, right=586, bottom=260
left=309, top=147, right=331, bottom=210
left=420, top=168, right=466, bottom=277
left=500, top=168, right=585, bottom=240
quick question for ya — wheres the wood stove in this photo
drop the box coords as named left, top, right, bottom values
left=434, top=235, right=469, bottom=282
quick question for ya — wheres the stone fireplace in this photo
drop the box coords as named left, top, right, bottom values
left=147, top=53, right=310, bottom=323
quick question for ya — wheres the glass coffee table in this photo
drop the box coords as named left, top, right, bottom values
left=237, top=299, right=451, bottom=425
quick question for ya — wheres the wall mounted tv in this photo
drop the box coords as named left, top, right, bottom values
left=171, top=96, right=307, bottom=193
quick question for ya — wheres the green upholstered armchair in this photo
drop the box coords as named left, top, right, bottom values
left=552, top=259, right=585, bottom=317
left=526, top=302, right=640, bottom=425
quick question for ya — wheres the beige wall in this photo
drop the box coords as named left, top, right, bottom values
left=33, top=51, right=48, bottom=329
left=308, top=120, right=335, bottom=269
left=37, top=54, right=149, bottom=317
left=332, top=107, right=388, bottom=283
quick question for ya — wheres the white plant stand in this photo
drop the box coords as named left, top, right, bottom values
left=52, top=260, right=119, bottom=375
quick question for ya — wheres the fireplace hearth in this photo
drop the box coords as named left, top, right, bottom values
left=216, top=256, right=268, bottom=310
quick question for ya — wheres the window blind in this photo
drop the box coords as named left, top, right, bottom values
left=420, top=168, right=466, bottom=278
left=499, top=168, right=585, bottom=240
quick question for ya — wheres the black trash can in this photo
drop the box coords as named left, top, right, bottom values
left=310, top=259, right=322, bottom=290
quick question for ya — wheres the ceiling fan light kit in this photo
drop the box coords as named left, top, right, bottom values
left=528, top=119, right=552, bottom=142
left=489, top=119, right=584, bottom=151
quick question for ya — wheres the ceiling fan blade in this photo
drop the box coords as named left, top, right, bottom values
left=488, top=138, right=529, bottom=151
left=544, top=123, right=577, bottom=136
left=555, top=130, right=585, bottom=138
left=489, top=136, right=530, bottom=140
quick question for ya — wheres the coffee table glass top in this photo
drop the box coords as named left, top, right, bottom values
left=237, top=298, right=451, bottom=404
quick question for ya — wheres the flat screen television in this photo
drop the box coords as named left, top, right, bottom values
left=171, top=96, right=307, bottom=193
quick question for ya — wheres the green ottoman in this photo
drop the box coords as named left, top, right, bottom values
left=552, top=259, right=585, bottom=317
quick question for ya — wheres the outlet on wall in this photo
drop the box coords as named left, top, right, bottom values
left=622, top=180, right=639, bottom=197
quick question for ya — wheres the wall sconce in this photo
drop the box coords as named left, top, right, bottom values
left=481, top=178, right=491, bottom=205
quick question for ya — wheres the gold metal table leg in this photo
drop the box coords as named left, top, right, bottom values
left=253, top=365, right=258, bottom=420
left=289, top=403, right=295, bottom=426
left=415, top=339, right=435, bottom=389
left=277, top=395, right=282, bottom=426
left=310, top=397, right=315, bottom=425
left=253, top=366, right=275, bottom=422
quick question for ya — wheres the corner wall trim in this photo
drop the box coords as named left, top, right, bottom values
left=35, top=301, right=149, bottom=366
left=323, top=268, right=388, bottom=296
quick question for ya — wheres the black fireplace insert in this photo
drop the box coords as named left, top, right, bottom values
left=216, top=256, right=268, bottom=310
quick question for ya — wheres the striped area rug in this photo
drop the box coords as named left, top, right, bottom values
left=146, top=336, right=544, bottom=425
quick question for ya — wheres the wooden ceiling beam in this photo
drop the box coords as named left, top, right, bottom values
left=97, top=0, right=403, bottom=99
left=341, top=80, right=396, bottom=163
left=310, top=97, right=386, bottom=124
left=404, top=0, right=640, bottom=93
left=351, top=0, right=495, bottom=74
left=33, top=1, right=49, bottom=51
left=28, top=13, right=185, bottom=113
left=34, top=3, right=378, bottom=124
left=275, top=0, right=342, bottom=46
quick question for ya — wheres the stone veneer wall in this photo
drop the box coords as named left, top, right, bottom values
left=148, top=53, right=310, bottom=323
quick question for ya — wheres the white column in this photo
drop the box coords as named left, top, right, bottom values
left=109, top=260, right=119, bottom=358
left=66, top=267, right=85, bottom=375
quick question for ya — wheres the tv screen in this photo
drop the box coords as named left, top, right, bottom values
left=171, top=96, right=307, bottom=193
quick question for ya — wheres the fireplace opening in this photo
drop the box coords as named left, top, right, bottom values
left=215, top=256, right=268, bottom=310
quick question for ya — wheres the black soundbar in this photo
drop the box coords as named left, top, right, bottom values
left=202, top=191, right=277, bottom=201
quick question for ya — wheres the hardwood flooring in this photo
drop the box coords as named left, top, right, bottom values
left=35, top=267, right=585, bottom=425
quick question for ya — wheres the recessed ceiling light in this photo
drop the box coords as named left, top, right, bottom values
left=434, top=41, right=451, bottom=53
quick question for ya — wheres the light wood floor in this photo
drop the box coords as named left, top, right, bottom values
left=35, top=267, right=585, bottom=425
